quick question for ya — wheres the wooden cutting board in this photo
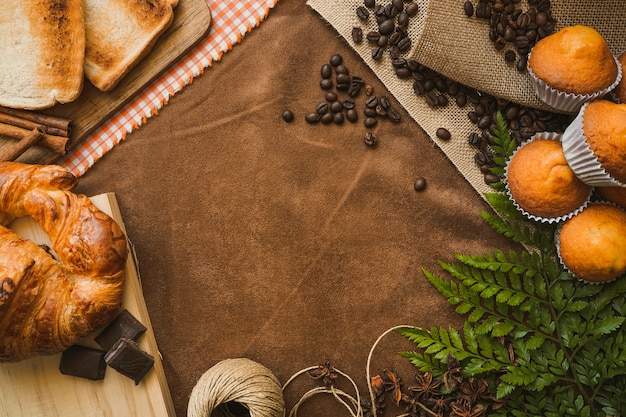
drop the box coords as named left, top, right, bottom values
left=0, top=0, right=212, bottom=166
left=0, top=193, right=175, bottom=417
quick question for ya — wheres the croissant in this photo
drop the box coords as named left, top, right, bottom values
left=0, top=162, right=128, bottom=362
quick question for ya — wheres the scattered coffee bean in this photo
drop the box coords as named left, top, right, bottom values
left=356, top=6, right=370, bottom=20
left=330, top=101, right=344, bottom=113
left=305, top=112, right=321, bottom=124
left=325, top=92, right=338, bottom=102
left=405, top=2, right=419, bottom=16
left=364, top=132, right=377, bottom=147
left=282, top=110, right=294, bottom=123
left=352, top=27, right=363, bottom=43
left=321, top=112, right=334, bottom=124
left=320, top=64, right=332, bottom=79
left=364, top=117, right=378, bottom=128
left=346, top=109, right=359, bottom=123
left=320, top=79, right=333, bottom=90
left=329, top=54, right=343, bottom=67
left=436, top=127, right=451, bottom=141
left=316, top=102, right=329, bottom=114
left=413, top=177, right=427, bottom=192
left=463, top=0, right=474, bottom=17
left=334, top=113, right=345, bottom=124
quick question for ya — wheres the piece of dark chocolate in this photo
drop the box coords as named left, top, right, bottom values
left=95, top=309, right=147, bottom=351
left=104, top=338, right=154, bottom=385
left=59, top=345, right=107, bottom=381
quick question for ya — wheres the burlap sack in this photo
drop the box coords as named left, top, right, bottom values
left=307, top=0, right=626, bottom=200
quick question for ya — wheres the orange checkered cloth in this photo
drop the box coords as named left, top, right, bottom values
left=58, top=0, right=277, bottom=177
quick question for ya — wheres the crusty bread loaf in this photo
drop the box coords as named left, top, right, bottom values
left=84, top=0, right=177, bottom=92
left=0, top=0, right=85, bottom=110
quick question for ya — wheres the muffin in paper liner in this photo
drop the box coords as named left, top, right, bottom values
left=613, top=50, right=626, bottom=103
left=527, top=52, right=622, bottom=114
left=561, top=102, right=626, bottom=187
left=504, top=132, right=593, bottom=224
left=555, top=202, right=626, bottom=284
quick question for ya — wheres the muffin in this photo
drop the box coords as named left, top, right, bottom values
left=506, top=135, right=592, bottom=222
left=557, top=203, right=626, bottom=283
left=613, top=50, right=626, bottom=103
left=561, top=100, right=626, bottom=186
left=527, top=25, right=621, bottom=113
left=597, top=186, right=626, bottom=210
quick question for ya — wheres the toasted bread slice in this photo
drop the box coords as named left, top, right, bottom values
left=83, top=0, right=176, bottom=92
left=0, top=0, right=85, bottom=110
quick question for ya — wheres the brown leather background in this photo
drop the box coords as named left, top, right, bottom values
left=74, top=1, right=519, bottom=415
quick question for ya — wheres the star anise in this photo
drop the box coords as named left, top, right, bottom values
left=450, top=400, right=484, bottom=417
left=409, top=371, right=441, bottom=400
left=307, top=362, right=339, bottom=388
left=382, top=369, right=403, bottom=405
left=458, top=378, right=491, bottom=403
left=425, top=395, right=454, bottom=417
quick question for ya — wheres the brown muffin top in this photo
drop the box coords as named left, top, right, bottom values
left=529, top=25, right=618, bottom=95
left=507, top=138, right=592, bottom=219
left=559, top=204, right=626, bottom=282
left=583, top=100, right=626, bottom=183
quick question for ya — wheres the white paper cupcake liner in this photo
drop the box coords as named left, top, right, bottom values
left=561, top=103, right=626, bottom=187
left=504, top=132, right=593, bottom=224
left=555, top=201, right=623, bottom=284
left=528, top=52, right=622, bottom=114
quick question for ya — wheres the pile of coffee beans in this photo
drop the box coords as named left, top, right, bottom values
left=291, top=54, right=403, bottom=146
left=353, top=0, right=419, bottom=61
left=348, top=0, right=570, bottom=185
left=464, top=0, right=556, bottom=72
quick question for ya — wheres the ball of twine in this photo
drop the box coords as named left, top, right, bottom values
left=187, top=358, right=286, bottom=417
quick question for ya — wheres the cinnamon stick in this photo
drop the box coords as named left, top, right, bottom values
left=0, top=126, right=46, bottom=162
left=0, top=112, right=69, bottom=137
left=0, top=122, right=68, bottom=154
left=0, top=106, right=72, bottom=133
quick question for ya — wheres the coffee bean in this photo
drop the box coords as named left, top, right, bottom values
left=320, top=79, right=333, bottom=90
left=342, top=98, right=355, bottom=110
left=315, top=102, right=329, bottom=114
left=305, top=112, right=321, bottom=124
left=356, top=6, right=370, bottom=20
left=325, top=92, right=338, bottom=102
left=366, top=30, right=381, bottom=43
left=333, top=112, right=345, bottom=125
left=329, top=54, right=343, bottom=67
left=397, top=37, right=412, bottom=52
left=405, top=2, right=419, bottom=16
left=282, top=110, right=294, bottom=123
left=413, top=177, right=427, bottom=191
left=346, top=109, right=358, bottom=123
left=436, top=127, right=451, bottom=140
left=352, top=27, right=363, bottom=43
left=467, top=132, right=482, bottom=147
left=463, top=1, right=474, bottom=17
left=477, top=115, right=492, bottom=129
left=504, top=50, right=517, bottom=62
left=397, top=12, right=409, bottom=28
left=348, top=82, right=362, bottom=97
left=379, top=96, right=390, bottom=110
left=321, top=112, right=334, bottom=124
left=330, top=101, right=343, bottom=113
left=364, top=0, right=375, bottom=8
left=455, top=94, right=467, bottom=107
left=387, top=106, right=401, bottom=123
left=365, top=96, right=378, bottom=108
left=371, top=47, right=384, bottom=60
left=378, top=19, right=395, bottom=35
left=320, top=64, right=332, bottom=79
left=364, top=132, right=377, bottom=147
left=364, top=107, right=377, bottom=118
left=484, top=173, right=500, bottom=184
left=336, top=83, right=350, bottom=92
left=364, top=117, right=378, bottom=128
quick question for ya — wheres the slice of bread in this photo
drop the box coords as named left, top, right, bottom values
left=84, top=0, right=177, bottom=92
left=0, top=0, right=85, bottom=110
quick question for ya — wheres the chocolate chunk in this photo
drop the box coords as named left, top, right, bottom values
left=105, top=338, right=154, bottom=385
left=59, top=345, right=107, bottom=381
left=95, top=309, right=147, bottom=351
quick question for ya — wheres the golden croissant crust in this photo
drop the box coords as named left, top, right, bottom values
left=0, top=162, right=128, bottom=362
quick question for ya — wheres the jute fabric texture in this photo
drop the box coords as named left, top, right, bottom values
left=307, top=0, right=626, bottom=200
